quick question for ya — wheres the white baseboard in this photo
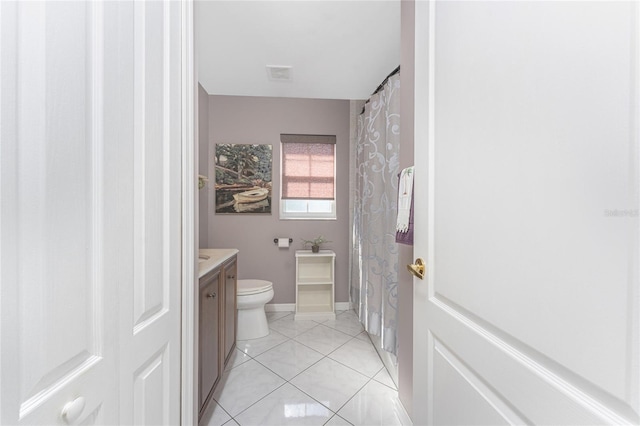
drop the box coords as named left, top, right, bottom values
left=335, top=302, right=352, bottom=311
left=264, top=303, right=295, bottom=312
left=265, top=302, right=352, bottom=312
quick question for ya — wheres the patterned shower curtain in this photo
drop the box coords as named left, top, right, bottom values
left=351, top=73, right=400, bottom=355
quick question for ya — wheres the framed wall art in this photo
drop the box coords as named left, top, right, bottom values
left=214, top=143, right=273, bottom=214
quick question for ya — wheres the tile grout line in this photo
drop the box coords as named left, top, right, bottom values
left=229, top=380, right=290, bottom=422
left=219, top=309, right=397, bottom=426
left=231, top=315, right=347, bottom=424
left=331, top=374, right=379, bottom=422
left=227, top=337, right=340, bottom=425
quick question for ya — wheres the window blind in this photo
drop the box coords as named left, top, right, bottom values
left=281, top=134, right=336, bottom=200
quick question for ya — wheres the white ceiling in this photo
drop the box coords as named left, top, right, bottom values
left=195, top=1, right=400, bottom=100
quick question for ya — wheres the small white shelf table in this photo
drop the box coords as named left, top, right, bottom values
left=294, top=250, right=336, bottom=321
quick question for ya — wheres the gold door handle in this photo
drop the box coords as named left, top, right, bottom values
left=407, top=258, right=425, bottom=280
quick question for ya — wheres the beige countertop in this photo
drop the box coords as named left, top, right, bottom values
left=198, top=248, right=239, bottom=278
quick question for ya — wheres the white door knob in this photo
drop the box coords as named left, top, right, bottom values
left=61, top=396, right=85, bottom=424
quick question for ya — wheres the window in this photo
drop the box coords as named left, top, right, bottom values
left=280, top=134, right=336, bottom=220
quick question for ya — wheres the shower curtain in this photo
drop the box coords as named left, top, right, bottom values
left=351, top=73, right=400, bottom=355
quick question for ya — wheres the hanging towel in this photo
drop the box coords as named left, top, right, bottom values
left=396, top=194, right=414, bottom=245
left=396, top=166, right=414, bottom=245
left=396, top=166, right=413, bottom=232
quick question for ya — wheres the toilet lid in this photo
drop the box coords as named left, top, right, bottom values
left=237, top=279, right=273, bottom=296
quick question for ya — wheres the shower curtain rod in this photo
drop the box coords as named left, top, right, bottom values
left=360, top=65, right=400, bottom=114
left=371, top=65, right=400, bottom=96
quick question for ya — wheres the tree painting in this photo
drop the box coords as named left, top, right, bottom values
left=214, top=144, right=272, bottom=214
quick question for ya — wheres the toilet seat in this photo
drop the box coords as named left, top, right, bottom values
left=237, top=279, right=273, bottom=296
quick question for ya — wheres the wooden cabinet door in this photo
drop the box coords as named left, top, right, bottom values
left=223, top=258, right=238, bottom=363
left=198, top=269, right=220, bottom=412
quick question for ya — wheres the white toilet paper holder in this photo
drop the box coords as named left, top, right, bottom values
left=273, top=238, right=293, bottom=244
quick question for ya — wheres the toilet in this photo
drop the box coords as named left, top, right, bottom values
left=236, top=279, right=274, bottom=340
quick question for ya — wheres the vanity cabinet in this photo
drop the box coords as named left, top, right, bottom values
left=222, top=257, right=237, bottom=364
left=198, top=268, right=221, bottom=410
left=295, top=250, right=336, bottom=321
left=198, top=250, right=238, bottom=421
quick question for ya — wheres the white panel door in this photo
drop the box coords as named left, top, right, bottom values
left=0, top=1, right=182, bottom=424
left=412, top=1, right=640, bottom=425
left=118, top=1, right=182, bottom=424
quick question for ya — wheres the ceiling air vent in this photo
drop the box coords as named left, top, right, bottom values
left=266, top=65, right=292, bottom=82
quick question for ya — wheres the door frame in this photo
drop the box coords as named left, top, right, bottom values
left=180, top=0, right=197, bottom=424
left=411, top=0, right=431, bottom=423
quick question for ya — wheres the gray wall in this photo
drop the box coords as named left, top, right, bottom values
left=398, top=0, right=415, bottom=417
left=206, top=95, right=351, bottom=304
left=198, top=83, right=210, bottom=248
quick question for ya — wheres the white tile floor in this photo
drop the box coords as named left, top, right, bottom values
left=200, top=310, right=412, bottom=426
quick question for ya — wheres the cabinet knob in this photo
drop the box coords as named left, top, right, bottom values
left=207, top=293, right=216, bottom=298
left=227, top=275, right=235, bottom=279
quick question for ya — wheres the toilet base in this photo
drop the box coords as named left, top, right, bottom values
left=237, top=306, right=270, bottom=340
left=236, top=280, right=274, bottom=341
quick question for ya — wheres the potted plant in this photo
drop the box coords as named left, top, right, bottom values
left=301, top=235, right=331, bottom=253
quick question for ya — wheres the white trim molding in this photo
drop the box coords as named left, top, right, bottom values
left=265, top=302, right=352, bottom=313
left=264, top=303, right=295, bottom=312
left=180, top=0, right=196, bottom=424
